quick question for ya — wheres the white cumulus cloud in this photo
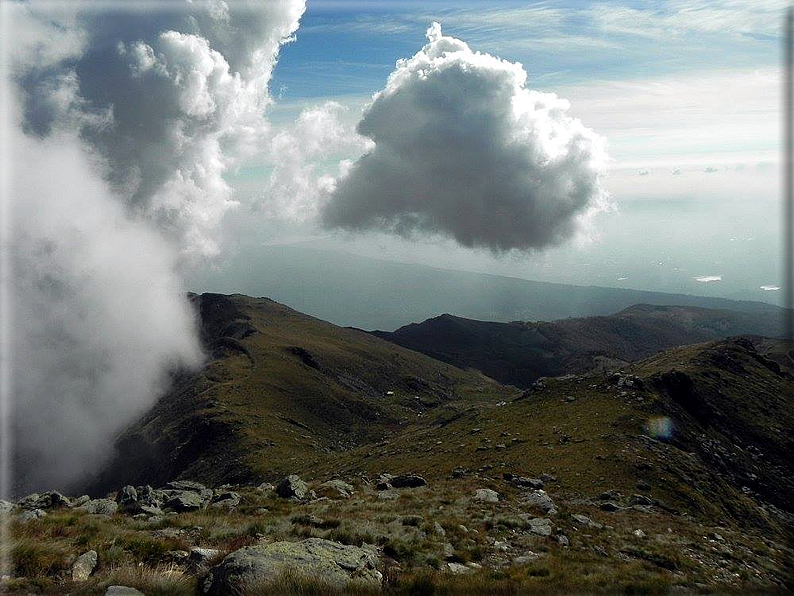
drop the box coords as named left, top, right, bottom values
left=321, top=22, right=610, bottom=253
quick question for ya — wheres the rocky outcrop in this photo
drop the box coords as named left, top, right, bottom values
left=201, top=538, right=382, bottom=594
left=275, top=475, right=309, bottom=499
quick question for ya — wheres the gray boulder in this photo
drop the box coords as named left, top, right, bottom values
left=256, top=482, right=274, bottom=493
left=116, top=485, right=138, bottom=511
left=17, top=493, right=40, bottom=508
left=390, top=474, right=427, bottom=489
left=16, top=508, right=46, bottom=522
left=0, top=500, right=14, bottom=514
left=167, top=480, right=207, bottom=492
left=523, top=490, right=557, bottom=515
left=572, top=514, right=603, bottom=529
left=202, top=538, right=382, bottom=595
left=80, top=499, right=119, bottom=516
left=24, top=491, right=69, bottom=510
left=72, top=550, right=97, bottom=582
left=165, top=491, right=206, bottom=512
left=317, top=480, right=354, bottom=499
left=473, top=489, right=499, bottom=503
left=512, top=477, right=544, bottom=489
left=527, top=517, right=553, bottom=536
left=105, top=587, right=145, bottom=596
left=210, top=491, right=241, bottom=509
left=275, top=475, right=308, bottom=499
left=190, top=547, right=221, bottom=568
left=600, top=501, right=622, bottom=512
left=69, top=495, right=90, bottom=508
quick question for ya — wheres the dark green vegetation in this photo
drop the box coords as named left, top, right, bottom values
left=372, top=304, right=783, bottom=388
left=8, top=293, right=793, bottom=594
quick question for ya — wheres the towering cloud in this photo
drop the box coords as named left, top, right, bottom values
left=4, top=0, right=305, bottom=493
left=322, top=23, right=609, bottom=252
left=20, top=0, right=305, bottom=255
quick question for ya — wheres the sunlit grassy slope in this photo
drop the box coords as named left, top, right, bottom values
left=92, top=294, right=794, bottom=539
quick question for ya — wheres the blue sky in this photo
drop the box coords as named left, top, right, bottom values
left=272, top=0, right=780, bottom=98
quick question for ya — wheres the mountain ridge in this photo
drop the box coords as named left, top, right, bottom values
left=372, top=303, right=783, bottom=388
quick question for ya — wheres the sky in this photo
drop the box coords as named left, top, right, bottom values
left=214, top=0, right=785, bottom=304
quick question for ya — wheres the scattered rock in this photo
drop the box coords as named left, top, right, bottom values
left=17, top=493, right=40, bottom=508
left=256, top=482, right=274, bottom=493
left=167, top=480, right=208, bottom=492
left=528, top=517, right=553, bottom=536
left=600, top=501, right=622, bottom=512
left=190, top=547, right=221, bottom=568
left=0, top=500, right=14, bottom=514
left=390, top=474, right=427, bottom=489
left=34, top=491, right=70, bottom=510
left=165, top=491, right=206, bottom=512
left=633, top=529, right=646, bottom=538
left=210, top=492, right=241, bottom=510
left=629, top=494, right=653, bottom=506
left=709, top=532, right=725, bottom=542
left=116, top=485, right=138, bottom=511
left=572, top=514, right=602, bottom=529
left=317, top=480, right=354, bottom=499
left=377, top=489, right=399, bottom=501
left=16, top=509, right=46, bottom=522
left=557, top=535, right=570, bottom=547
left=451, top=468, right=469, bottom=478
left=433, top=522, right=446, bottom=537
left=275, top=475, right=309, bottom=499
left=512, top=477, right=545, bottom=489
left=72, top=550, right=97, bottom=582
left=164, top=550, right=190, bottom=564
left=473, top=488, right=499, bottom=503
left=523, top=490, right=557, bottom=515
left=512, top=552, right=540, bottom=565
left=80, top=499, right=119, bottom=516
left=636, top=480, right=651, bottom=491
left=69, top=495, right=90, bottom=508
left=447, top=562, right=472, bottom=574
left=202, top=538, right=382, bottom=594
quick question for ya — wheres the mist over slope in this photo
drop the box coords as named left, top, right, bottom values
left=187, top=245, right=782, bottom=330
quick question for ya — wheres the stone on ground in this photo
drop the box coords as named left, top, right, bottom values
left=275, top=475, right=309, bottom=499
left=473, top=488, right=499, bottom=502
left=202, top=538, right=382, bottom=595
left=72, top=550, right=97, bottom=582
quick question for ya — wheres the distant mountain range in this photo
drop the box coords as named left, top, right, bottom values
left=187, top=245, right=784, bottom=331
left=373, top=304, right=783, bottom=388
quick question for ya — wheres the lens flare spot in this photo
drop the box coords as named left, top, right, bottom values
left=646, top=416, right=673, bottom=440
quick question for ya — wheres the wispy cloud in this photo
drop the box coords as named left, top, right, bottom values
left=695, top=275, right=723, bottom=283
left=590, top=0, right=786, bottom=41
